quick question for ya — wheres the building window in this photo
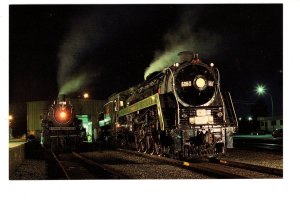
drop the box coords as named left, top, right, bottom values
left=280, top=120, right=283, bottom=125
left=271, top=120, right=276, bottom=126
left=260, top=121, right=264, bottom=126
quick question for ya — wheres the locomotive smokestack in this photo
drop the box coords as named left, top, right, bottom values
left=178, top=51, right=194, bottom=63
left=58, top=94, right=66, bottom=102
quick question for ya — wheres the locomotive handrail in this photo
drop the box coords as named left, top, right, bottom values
left=166, top=67, right=180, bottom=126
left=215, top=68, right=227, bottom=123
left=227, top=92, right=239, bottom=128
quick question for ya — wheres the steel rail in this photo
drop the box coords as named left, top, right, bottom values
left=210, top=158, right=283, bottom=176
left=71, top=152, right=129, bottom=179
left=50, top=151, right=70, bottom=179
left=117, top=149, right=249, bottom=178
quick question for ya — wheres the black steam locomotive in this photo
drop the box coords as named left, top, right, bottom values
left=41, top=95, right=85, bottom=152
left=99, top=51, right=237, bottom=158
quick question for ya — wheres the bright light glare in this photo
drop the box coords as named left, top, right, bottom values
left=255, top=84, right=266, bottom=95
left=195, top=77, right=206, bottom=88
left=9, top=115, right=13, bottom=120
left=60, top=111, right=66, bottom=119
left=83, top=93, right=89, bottom=99
left=210, top=63, right=214, bottom=67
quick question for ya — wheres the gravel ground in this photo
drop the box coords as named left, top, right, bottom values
left=222, top=148, right=283, bottom=169
left=9, top=159, right=48, bottom=180
left=193, top=162, right=281, bottom=178
left=81, top=151, right=211, bottom=179
left=9, top=148, right=283, bottom=180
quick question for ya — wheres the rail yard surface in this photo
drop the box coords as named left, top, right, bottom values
left=222, top=149, right=283, bottom=169
left=10, top=144, right=283, bottom=180
left=76, top=150, right=212, bottom=179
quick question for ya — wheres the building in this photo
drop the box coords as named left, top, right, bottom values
left=257, top=116, right=283, bottom=132
left=27, top=99, right=105, bottom=141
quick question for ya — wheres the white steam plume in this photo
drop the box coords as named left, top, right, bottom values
left=144, top=13, right=222, bottom=80
left=57, top=13, right=103, bottom=95
left=59, top=73, right=89, bottom=95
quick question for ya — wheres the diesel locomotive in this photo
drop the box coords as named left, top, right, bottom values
left=41, top=95, right=85, bottom=152
left=99, top=51, right=238, bottom=158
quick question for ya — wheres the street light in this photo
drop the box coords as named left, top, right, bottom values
left=83, top=92, right=89, bottom=99
left=255, top=84, right=266, bottom=95
left=9, top=115, right=13, bottom=139
left=255, top=84, right=274, bottom=117
left=9, top=114, right=13, bottom=127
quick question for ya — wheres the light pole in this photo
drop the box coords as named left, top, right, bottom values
left=255, top=84, right=273, bottom=117
left=9, top=115, right=13, bottom=139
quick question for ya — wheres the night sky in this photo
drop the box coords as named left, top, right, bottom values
left=9, top=4, right=283, bottom=117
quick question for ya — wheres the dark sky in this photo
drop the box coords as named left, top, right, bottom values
left=9, top=4, right=283, bottom=117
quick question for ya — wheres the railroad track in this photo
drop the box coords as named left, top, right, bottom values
left=210, top=157, right=283, bottom=176
left=50, top=151, right=127, bottom=179
left=49, top=149, right=282, bottom=179
left=117, top=149, right=283, bottom=179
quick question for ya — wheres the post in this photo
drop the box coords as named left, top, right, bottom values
left=268, top=92, right=274, bottom=117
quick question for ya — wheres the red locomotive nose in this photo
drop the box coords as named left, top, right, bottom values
left=54, top=108, right=71, bottom=124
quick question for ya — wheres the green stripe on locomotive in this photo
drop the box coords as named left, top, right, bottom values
left=118, top=93, right=165, bottom=130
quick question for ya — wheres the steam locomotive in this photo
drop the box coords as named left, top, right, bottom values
left=99, top=51, right=238, bottom=158
left=41, top=95, right=85, bottom=152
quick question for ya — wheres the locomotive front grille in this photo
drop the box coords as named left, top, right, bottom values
left=49, top=127, right=77, bottom=131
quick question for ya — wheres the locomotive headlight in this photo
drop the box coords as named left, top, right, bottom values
left=195, top=78, right=205, bottom=88
left=54, top=106, right=72, bottom=124
left=60, top=111, right=67, bottom=119
left=194, top=76, right=206, bottom=90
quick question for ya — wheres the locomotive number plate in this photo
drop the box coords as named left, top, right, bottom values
left=181, top=81, right=192, bottom=87
left=49, top=127, right=76, bottom=130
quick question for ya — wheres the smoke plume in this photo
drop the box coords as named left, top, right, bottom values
left=144, top=10, right=222, bottom=79
left=57, top=13, right=103, bottom=95
left=59, top=73, right=89, bottom=95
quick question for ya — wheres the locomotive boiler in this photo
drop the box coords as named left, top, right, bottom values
left=41, top=95, right=85, bottom=152
left=99, top=51, right=238, bottom=158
